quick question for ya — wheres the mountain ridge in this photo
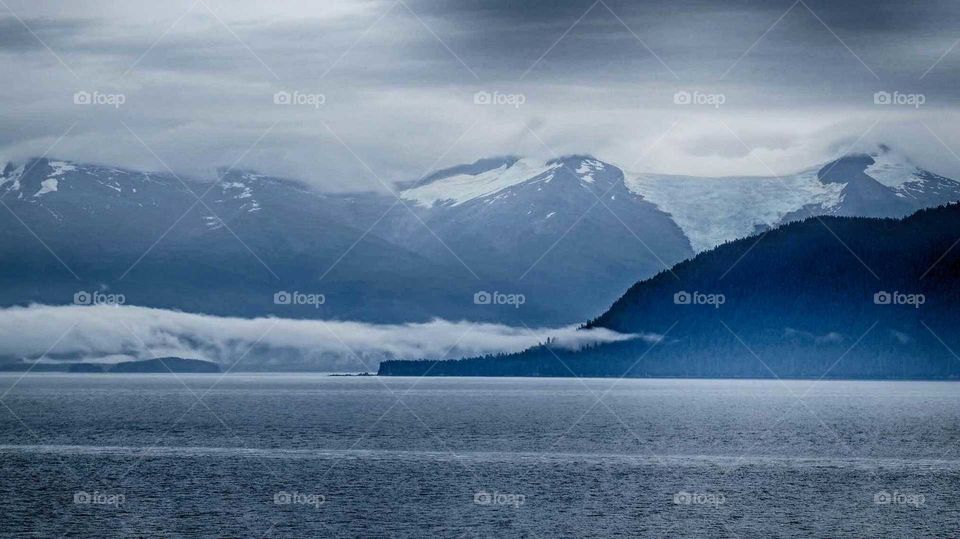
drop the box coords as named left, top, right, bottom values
left=1, top=146, right=958, bottom=325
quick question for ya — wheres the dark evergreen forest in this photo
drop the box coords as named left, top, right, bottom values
left=381, top=203, right=960, bottom=379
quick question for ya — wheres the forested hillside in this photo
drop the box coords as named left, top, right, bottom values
left=380, top=204, right=960, bottom=379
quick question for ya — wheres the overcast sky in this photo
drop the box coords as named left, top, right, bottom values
left=2, top=0, right=960, bottom=190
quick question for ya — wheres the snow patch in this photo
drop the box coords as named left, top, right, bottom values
left=34, top=178, right=59, bottom=196
left=98, top=181, right=121, bottom=193
left=203, top=215, right=224, bottom=229
left=31, top=161, right=76, bottom=196
left=222, top=181, right=255, bottom=200
left=1, top=164, right=25, bottom=190
left=47, top=161, right=76, bottom=177
left=401, top=159, right=561, bottom=207
left=575, top=159, right=605, bottom=184
left=864, top=150, right=921, bottom=188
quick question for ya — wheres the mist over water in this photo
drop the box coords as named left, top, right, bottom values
left=0, top=304, right=635, bottom=370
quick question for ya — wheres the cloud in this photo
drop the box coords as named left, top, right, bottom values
left=0, top=17, right=92, bottom=51
left=2, top=0, right=960, bottom=187
left=0, top=304, right=637, bottom=371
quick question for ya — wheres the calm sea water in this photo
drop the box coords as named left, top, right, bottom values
left=0, top=374, right=958, bottom=538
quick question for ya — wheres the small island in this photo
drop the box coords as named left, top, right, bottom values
left=66, top=357, right=222, bottom=373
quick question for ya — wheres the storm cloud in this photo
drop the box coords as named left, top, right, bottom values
left=1, top=0, right=959, bottom=187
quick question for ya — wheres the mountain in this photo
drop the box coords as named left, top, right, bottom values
left=0, top=155, right=694, bottom=324
left=108, top=357, right=221, bottom=373
left=3, top=357, right=220, bottom=373
left=0, top=159, right=476, bottom=323
left=393, top=155, right=693, bottom=319
left=379, top=203, right=960, bottom=379
left=624, top=144, right=960, bottom=251
left=0, top=146, right=957, bottom=325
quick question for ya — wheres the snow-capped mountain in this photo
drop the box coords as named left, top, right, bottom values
left=0, top=145, right=956, bottom=325
left=0, top=159, right=475, bottom=323
left=401, top=156, right=623, bottom=208
left=1, top=159, right=272, bottom=227
left=393, top=155, right=692, bottom=319
left=624, top=145, right=960, bottom=252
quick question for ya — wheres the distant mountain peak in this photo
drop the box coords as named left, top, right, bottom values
left=835, top=143, right=917, bottom=174
left=819, top=144, right=926, bottom=189
left=400, top=158, right=558, bottom=207
left=545, top=153, right=600, bottom=165
left=399, top=154, right=627, bottom=208
left=545, top=155, right=621, bottom=184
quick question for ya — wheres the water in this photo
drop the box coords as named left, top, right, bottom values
left=0, top=374, right=958, bottom=537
